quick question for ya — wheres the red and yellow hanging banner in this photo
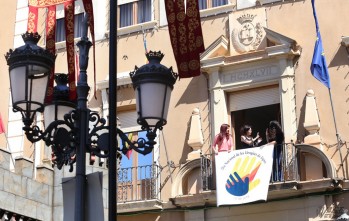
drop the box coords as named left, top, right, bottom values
left=29, top=0, right=72, bottom=7
left=82, top=0, right=97, bottom=98
left=165, top=0, right=205, bottom=78
left=27, top=6, right=39, bottom=32
left=64, top=0, right=77, bottom=101
left=27, top=0, right=96, bottom=102
left=45, top=5, right=57, bottom=103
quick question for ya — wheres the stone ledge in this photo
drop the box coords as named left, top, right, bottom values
left=0, top=148, right=12, bottom=171
left=15, top=157, right=33, bottom=178
left=117, top=199, right=162, bottom=214
left=36, top=164, right=54, bottom=186
left=170, top=191, right=216, bottom=208
left=169, top=179, right=338, bottom=208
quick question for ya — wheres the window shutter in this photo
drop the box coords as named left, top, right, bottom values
left=229, top=86, right=279, bottom=111
left=117, top=111, right=141, bottom=133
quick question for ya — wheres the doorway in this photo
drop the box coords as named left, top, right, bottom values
left=232, top=104, right=281, bottom=150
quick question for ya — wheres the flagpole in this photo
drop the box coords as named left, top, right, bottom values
left=328, top=88, right=345, bottom=178
left=310, top=0, right=345, bottom=178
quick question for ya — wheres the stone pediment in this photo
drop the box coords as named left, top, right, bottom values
left=200, top=35, right=229, bottom=60
left=200, top=27, right=301, bottom=68
left=263, top=27, right=298, bottom=50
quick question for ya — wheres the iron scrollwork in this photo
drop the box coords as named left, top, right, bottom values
left=117, top=126, right=157, bottom=156
left=23, top=110, right=110, bottom=171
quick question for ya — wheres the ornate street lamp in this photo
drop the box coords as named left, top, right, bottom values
left=118, top=51, right=178, bottom=156
left=5, top=15, right=109, bottom=221
left=5, top=32, right=55, bottom=129
left=5, top=10, right=177, bottom=221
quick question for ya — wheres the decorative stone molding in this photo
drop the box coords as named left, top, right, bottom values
left=117, top=20, right=157, bottom=36
left=296, top=144, right=337, bottom=179
left=341, top=36, right=349, bottom=48
left=117, top=199, right=162, bottom=213
left=303, top=89, right=322, bottom=148
left=229, top=8, right=267, bottom=55
left=187, top=108, right=204, bottom=161
left=201, top=25, right=300, bottom=143
left=200, top=4, right=235, bottom=18
left=172, top=159, right=201, bottom=197
left=170, top=191, right=216, bottom=208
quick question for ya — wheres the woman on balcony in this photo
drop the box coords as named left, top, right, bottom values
left=266, top=120, right=285, bottom=182
left=240, top=124, right=262, bottom=149
left=212, top=123, right=233, bottom=154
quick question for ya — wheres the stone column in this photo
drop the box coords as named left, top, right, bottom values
left=209, top=68, right=228, bottom=137
left=279, top=58, right=297, bottom=143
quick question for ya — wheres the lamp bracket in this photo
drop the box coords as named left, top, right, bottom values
left=117, top=126, right=159, bottom=156
left=23, top=110, right=110, bottom=171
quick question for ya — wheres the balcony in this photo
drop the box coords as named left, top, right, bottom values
left=170, top=143, right=340, bottom=208
left=117, top=164, right=161, bottom=202
left=116, top=143, right=341, bottom=211
left=117, top=164, right=162, bottom=213
left=201, top=143, right=299, bottom=192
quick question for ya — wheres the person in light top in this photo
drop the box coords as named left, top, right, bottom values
left=212, top=124, right=233, bottom=154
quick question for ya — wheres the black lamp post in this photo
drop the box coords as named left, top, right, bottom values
left=5, top=3, right=177, bottom=221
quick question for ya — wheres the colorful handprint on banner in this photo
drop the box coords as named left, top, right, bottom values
left=225, top=156, right=261, bottom=196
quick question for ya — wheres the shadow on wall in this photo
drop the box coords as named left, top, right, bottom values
left=176, top=75, right=210, bottom=163
left=178, top=105, right=210, bottom=164
left=88, top=90, right=102, bottom=109
left=328, top=44, right=349, bottom=138
left=297, top=94, right=307, bottom=143
left=179, top=116, right=192, bottom=164
left=328, top=45, right=349, bottom=68
left=175, top=74, right=208, bottom=107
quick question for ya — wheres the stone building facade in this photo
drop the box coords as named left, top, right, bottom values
left=0, top=0, right=111, bottom=220
left=117, top=0, right=349, bottom=221
left=1, top=0, right=349, bottom=221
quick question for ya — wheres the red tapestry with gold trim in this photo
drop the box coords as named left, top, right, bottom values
left=64, top=0, right=77, bottom=101
left=26, top=0, right=96, bottom=102
left=28, top=6, right=39, bottom=32
left=165, top=0, right=205, bottom=78
left=45, top=5, right=57, bottom=103
left=82, top=0, right=97, bottom=98
left=29, top=0, right=72, bottom=7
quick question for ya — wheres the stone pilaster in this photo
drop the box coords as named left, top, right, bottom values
left=303, top=89, right=322, bottom=149
left=187, top=108, right=204, bottom=161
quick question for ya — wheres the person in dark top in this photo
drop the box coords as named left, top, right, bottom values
left=266, top=120, right=285, bottom=182
left=240, top=124, right=262, bottom=149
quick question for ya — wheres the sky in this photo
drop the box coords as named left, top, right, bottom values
left=119, top=130, right=153, bottom=180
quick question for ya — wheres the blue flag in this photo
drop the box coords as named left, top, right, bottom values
left=310, top=0, right=330, bottom=88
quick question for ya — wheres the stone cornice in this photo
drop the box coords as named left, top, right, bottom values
left=169, top=179, right=340, bottom=208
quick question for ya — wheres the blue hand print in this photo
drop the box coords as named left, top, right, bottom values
left=225, top=172, right=249, bottom=196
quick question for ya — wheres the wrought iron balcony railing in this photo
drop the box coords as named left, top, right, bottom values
left=117, top=163, right=161, bottom=202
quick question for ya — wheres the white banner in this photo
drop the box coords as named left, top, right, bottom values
left=215, top=144, right=274, bottom=206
